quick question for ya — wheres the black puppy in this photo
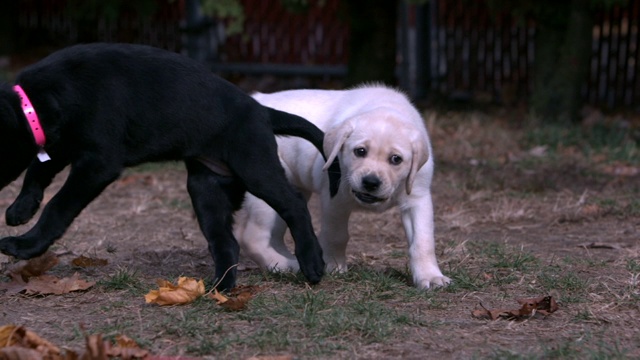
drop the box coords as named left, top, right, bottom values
left=0, top=43, right=336, bottom=290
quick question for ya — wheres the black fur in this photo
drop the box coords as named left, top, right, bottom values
left=0, top=43, right=337, bottom=290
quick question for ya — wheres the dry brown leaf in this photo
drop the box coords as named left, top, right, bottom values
left=24, top=273, right=95, bottom=295
left=83, top=333, right=108, bottom=360
left=144, top=277, right=205, bottom=306
left=0, top=325, right=61, bottom=358
left=209, top=289, right=229, bottom=304
left=0, top=325, right=22, bottom=348
left=472, top=295, right=559, bottom=320
left=114, top=335, right=138, bottom=349
left=580, top=204, right=602, bottom=217
left=208, top=286, right=263, bottom=311
left=517, top=295, right=559, bottom=316
left=1, top=271, right=94, bottom=296
left=71, top=256, right=108, bottom=268
left=0, top=346, right=44, bottom=360
left=7, top=251, right=59, bottom=281
left=106, top=335, right=148, bottom=359
left=0, top=274, right=28, bottom=295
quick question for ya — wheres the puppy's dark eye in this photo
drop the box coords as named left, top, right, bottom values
left=354, top=147, right=367, bottom=157
left=389, top=154, right=403, bottom=165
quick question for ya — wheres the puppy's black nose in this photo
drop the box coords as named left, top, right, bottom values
left=362, top=175, right=381, bottom=192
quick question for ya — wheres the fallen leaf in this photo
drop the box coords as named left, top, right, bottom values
left=209, top=289, right=229, bottom=304
left=208, top=285, right=264, bottom=311
left=7, top=251, right=59, bottom=281
left=107, top=335, right=149, bottom=359
left=518, top=295, right=559, bottom=316
left=83, top=333, right=109, bottom=360
left=24, top=273, right=95, bottom=295
left=0, top=346, right=44, bottom=360
left=0, top=274, right=28, bottom=295
left=472, top=295, right=559, bottom=320
left=0, top=325, right=61, bottom=358
left=1, top=271, right=94, bottom=296
left=580, top=204, right=602, bottom=217
left=71, top=255, right=108, bottom=268
left=144, top=277, right=205, bottom=306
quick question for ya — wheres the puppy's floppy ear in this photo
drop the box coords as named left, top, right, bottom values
left=322, top=120, right=354, bottom=171
left=406, top=137, right=429, bottom=195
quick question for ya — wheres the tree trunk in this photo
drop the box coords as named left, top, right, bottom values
left=530, top=0, right=593, bottom=124
left=0, top=1, right=18, bottom=56
left=343, top=0, right=398, bottom=86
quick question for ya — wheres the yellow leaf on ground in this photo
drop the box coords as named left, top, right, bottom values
left=209, top=289, right=229, bottom=304
left=144, top=277, right=205, bottom=306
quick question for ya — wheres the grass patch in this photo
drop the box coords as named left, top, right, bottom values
left=97, top=267, right=144, bottom=293
left=536, top=271, right=590, bottom=303
left=524, top=123, right=639, bottom=164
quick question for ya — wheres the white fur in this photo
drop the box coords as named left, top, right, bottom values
left=234, top=85, right=450, bottom=289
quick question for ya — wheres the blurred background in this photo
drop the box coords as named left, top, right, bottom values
left=1, top=0, right=640, bottom=128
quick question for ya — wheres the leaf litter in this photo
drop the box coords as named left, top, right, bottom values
left=472, top=295, right=559, bottom=320
left=0, top=324, right=150, bottom=359
left=144, top=276, right=264, bottom=311
left=144, top=277, right=205, bottom=306
left=0, top=252, right=95, bottom=296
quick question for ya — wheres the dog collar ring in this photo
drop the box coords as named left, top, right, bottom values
left=13, top=85, right=51, bottom=162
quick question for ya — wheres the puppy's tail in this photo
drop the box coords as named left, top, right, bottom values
left=268, top=107, right=341, bottom=197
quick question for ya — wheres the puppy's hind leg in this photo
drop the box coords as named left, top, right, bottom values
left=186, top=159, right=245, bottom=291
left=235, top=198, right=298, bottom=272
left=228, top=143, right=324, bottom=285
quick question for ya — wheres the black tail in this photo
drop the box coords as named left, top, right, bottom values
left=268, top=107, right=341, bottom=197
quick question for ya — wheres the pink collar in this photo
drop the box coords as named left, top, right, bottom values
left=13, top=85, right=50, bottom=162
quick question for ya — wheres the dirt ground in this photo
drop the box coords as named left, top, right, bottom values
left=1, top=110, right=639, bottom=359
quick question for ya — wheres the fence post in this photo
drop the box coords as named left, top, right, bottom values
left=399, top=2, right=429, bottom=100
left=182, top=0, right=217, bottom=63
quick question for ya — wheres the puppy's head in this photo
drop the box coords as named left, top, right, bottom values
left=0, top=84, right=38, bottom=190
left=322, top=109, right=429, bottom=207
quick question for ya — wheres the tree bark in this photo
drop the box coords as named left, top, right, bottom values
left=0, top=1, right=18, bottom=56
left=343, top=0, right=398, bottom=86
left=530, top=0, right=593, bottom=124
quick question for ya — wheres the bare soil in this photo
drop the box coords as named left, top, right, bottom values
left=1, top=111, right=639, bottom=359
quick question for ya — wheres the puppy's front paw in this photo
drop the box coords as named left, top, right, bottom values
left=414, top=274, right=452, bottom=290
left=325, top=261, right=347, bottom=274
left=6, top=197, right=41, bottom=226
left=296, top=251, right=325, bottom=285
left=0, top=236, right=48, bottom=260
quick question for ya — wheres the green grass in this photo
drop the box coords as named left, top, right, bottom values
left=97, top=266, right=143, bottom=292
left=537, top=271, right=590, bottom=303
left=524, top=123, right=639, bottom=164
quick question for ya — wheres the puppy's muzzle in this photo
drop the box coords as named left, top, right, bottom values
left=353, top=175, right=385, bottom=204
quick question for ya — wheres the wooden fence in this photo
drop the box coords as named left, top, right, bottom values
left=13, top=0, right=640, bottom=108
